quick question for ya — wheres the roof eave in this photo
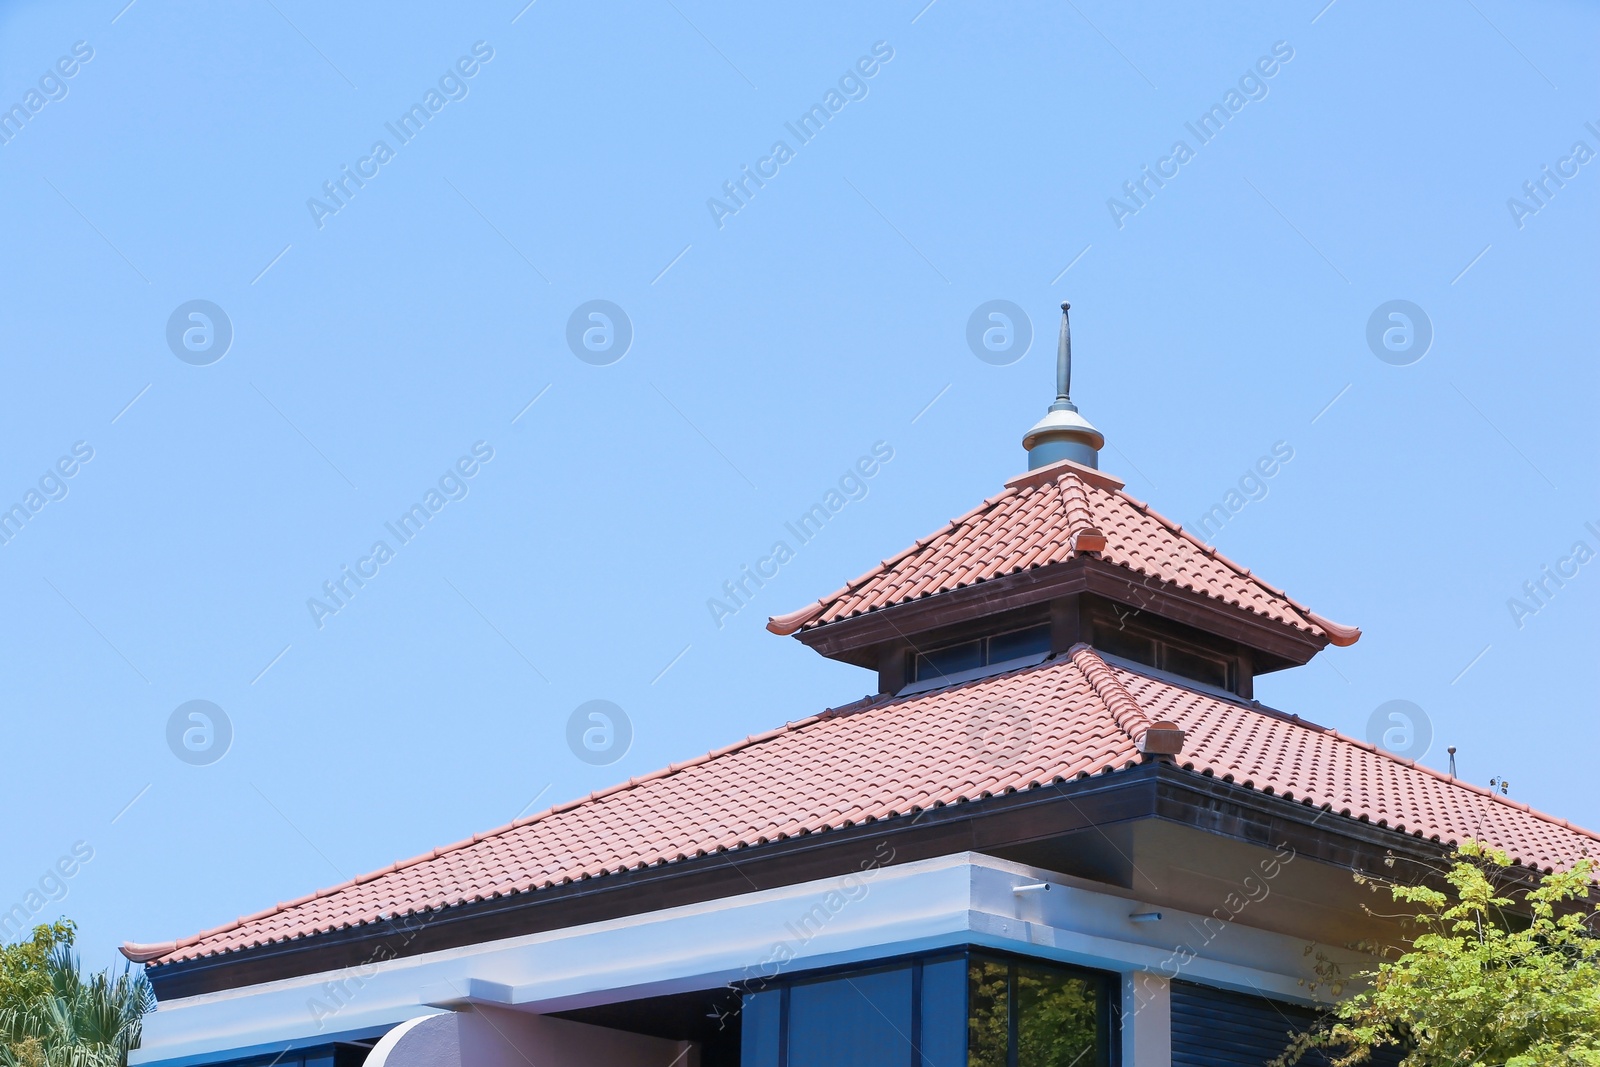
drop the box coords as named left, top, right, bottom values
left=791, top=556, right=1333, bottom=669
left=136, top=761, right=1568, bottom=1000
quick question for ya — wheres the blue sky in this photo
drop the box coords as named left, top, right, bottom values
left=1, top=0, right=1595, bottom=970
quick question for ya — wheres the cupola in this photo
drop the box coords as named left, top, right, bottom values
left=768, top=302, right=1358, bottom=698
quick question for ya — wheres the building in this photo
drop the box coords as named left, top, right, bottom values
left=124, top=305, right=1597, bottom=1067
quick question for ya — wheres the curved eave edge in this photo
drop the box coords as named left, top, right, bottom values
left=767, top=601, right=826, bottom=635
left=120, top=940, right=177, bottom=963
left=1309, top=612, right=1361, bottom=647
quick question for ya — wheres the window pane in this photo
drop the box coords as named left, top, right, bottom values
left=1015, top=962, right=1102, bottom=1067
left=967, top=959, right=1009, bottom=1067
left=921, top=957, right=968, bottom=1067
left=1094, top=624, right=1156, bottom=668
left=988, top=625, right=1051, bottom=664
left=1161, top=645, right=1230, bottom=689
left=917, top=639, right=984, bottom=680
left=740, top=988, right=782, bottom=1067
left=788, top=968, right=913, bottom=1067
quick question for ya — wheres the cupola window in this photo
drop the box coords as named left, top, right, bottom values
left=1092, top=614, right=1234, bottom=691
left=913, top=624, right=1051, bottom=683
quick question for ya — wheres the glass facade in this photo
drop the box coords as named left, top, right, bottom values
left=788, top=966, right=914, bottom=1066
left=970, top=957, right=1107, bottom=1067
left=739, top=950, right=1112, bottom=1067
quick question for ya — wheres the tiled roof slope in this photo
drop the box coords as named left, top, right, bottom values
left=1122, top=669, right=1599, bottom=875
left=767, top=460, right=1359, bottom=645
left=130, top=649, right=1595, bottom=967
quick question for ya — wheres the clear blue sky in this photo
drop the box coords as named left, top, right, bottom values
left=1, top=0, right=1595, bottom=971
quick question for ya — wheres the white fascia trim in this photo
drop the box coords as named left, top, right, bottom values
left=132, top=851, right=1355, bottom=1066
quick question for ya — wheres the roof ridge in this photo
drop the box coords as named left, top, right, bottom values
left=768, top=487, right=1020, bottom=634
left=1054, top=477, right=1107, bottom=553
left=1068, top=643, right=1155, bottom=743
left=770, top=469, right=1358, bottom=645
left=1107, top=656, right=1328, bottom=731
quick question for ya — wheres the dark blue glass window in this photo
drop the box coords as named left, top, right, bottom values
left=917, top=639, right=985, bottom=679
left=987, top=625, right=1051, bottom=664
left=914, top=625, right=1051, bottom=682
left=788, top=967, right=913, bottom=1067
left=739, top=988, right=782, bottom=1067
left=737, top=950, right=1108, bottom=1067
left=920, top=956, right=969, bottom=1067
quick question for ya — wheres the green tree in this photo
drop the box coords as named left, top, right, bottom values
left=0, top=925, right=152, bottom=1067
left=0, top=924, right=75, bottom=1017
left=1280, top=842, right=1600, bottom=1067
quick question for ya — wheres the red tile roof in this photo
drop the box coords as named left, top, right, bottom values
left=127, top=648, right=1596, bottom=967
left=767, top=459, right=1360, bottom=645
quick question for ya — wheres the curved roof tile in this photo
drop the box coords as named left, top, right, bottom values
left=769, top=461, right=1357, bottom=643
left=129, top=651, right=1594, bottom=967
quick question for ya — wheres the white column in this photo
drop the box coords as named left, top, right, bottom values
left=1121, top=972, right=1171, bottom=1067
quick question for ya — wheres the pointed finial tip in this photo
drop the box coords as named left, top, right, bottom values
left=1022, top=299, right=1101, bottom=470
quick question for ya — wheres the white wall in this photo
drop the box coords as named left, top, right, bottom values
left=1122, top=973, right=1171, bottom=1067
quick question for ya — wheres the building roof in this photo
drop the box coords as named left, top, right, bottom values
left=126, top=647, right=1597, bottom=967
left=766, top=459, right=1360, bottom=646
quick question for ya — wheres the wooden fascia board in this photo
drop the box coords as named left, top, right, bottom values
left=797, top=559, right=1326, bottom=665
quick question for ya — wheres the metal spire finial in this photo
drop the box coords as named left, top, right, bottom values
left=1021, top=300, right=1103, bottom=470
left=1055, top=301, right=1074, bottom=410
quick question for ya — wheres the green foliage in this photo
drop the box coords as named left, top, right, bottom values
left=0, top=925, right=75, bottom=1017
left=0, top=925, right=152, bottom=1067
left=1279, top=842, right=1600, bottom=1067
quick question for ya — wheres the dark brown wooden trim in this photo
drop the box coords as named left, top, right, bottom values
left=1048, top=595, right=1086, bottom=654
left=798, top=564, right=1089, bottom=657
left=1076, top=562, right=1317, bottom=670
left=796, top=559, right=1324, bottom=670
left=876, top=641, right=909, bottom=695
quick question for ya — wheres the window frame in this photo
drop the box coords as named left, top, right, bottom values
left=967, top=949, right=1119, bottom=1067
left=1089, top=609, right=1239, bottom=692
left=736, top=946, right=1118, bottom=1067
left=912, top=623, right=1053, bottom=683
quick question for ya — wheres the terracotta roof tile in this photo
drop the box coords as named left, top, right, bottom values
left=132, top=652, right=1596, bottom=966
left=769, top=461, right=1358, bottom=645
